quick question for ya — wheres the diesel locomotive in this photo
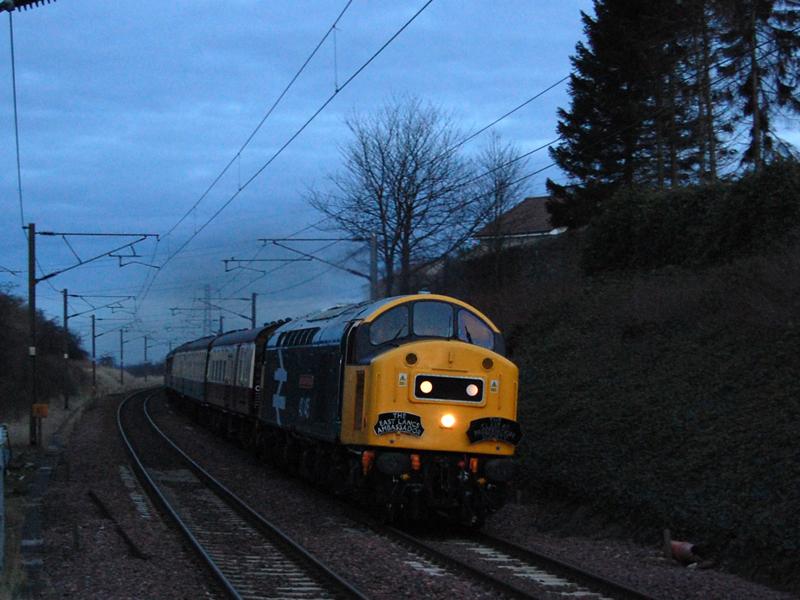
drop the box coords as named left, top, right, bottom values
left=165, top=293, right=521, bottom=526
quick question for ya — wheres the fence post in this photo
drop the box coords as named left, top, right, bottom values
left=0, top=424, right=10, bottom=571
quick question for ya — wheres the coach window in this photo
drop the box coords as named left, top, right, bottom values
left=457, top=309, right=494, bottom=349
left=413, top=301, right=453, bottom=338
left=370, top=305, right=409, bottom=345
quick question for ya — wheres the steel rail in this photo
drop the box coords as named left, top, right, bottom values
left=138, top=392, right=368, bottom=600
left=469, top=530, right=655, bottom=600
left=327, top=488, right=655, bottom=599
left=117, top=389, right=239, bottom=599
left=379, top=523, right=542, bottom=599
left=153, top=390, right=654, bottom=600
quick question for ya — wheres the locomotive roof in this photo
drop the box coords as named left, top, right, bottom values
left=170, top=295, right=500, bottom=354
left=267, top=294, right=499, bottom=347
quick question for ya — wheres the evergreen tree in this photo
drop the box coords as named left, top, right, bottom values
left=717, top=0, right=800, bottom=170
left=546, top=1, right=695, bottom=227
left=684, top=1, right=738, bottom=181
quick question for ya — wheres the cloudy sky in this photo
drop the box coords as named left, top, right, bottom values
left=0, top=1, right=594, bottom=363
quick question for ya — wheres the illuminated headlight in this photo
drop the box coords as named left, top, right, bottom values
left=466, top=384, right=479, bottom=397
left=440, top=413, right=456, bottom=428
left=420, top=380, right=433, bottom=394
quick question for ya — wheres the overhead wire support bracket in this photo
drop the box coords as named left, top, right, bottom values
left=1, top=1, right=56, bottom=13
left=268, top=240, right=370, bottom=281
left=66, top=291, right=135, bottom=319
left=0, top=264, right=21, bottom=276
left=195, top=301, right=251, bottom=322
left=69, top=293, right=135, bottom=314
left=31, top=230, right=159, bottom=282
left=67, top=298, right=133, bottom=320
left=223, top=257, right=311, bottom=273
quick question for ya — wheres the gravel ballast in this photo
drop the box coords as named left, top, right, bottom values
left=27, top=390, right=795, bottom=599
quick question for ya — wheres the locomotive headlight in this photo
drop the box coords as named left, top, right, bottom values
left=466, top=383, right=479, bottom=397
left=420, top=380, right=433, bottom=394
left=440, top=413, right=456, bottom=428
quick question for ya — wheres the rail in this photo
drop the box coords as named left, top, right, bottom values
left=117, top=389, right=367, bottom=600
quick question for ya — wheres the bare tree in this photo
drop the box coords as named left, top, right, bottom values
left=311, top=96, right=478, bottom=296
left=473, top=133, right=529, bottom=286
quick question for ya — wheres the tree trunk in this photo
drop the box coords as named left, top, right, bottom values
left=400, top=211, right=413, bottom=294
left=668, top=71, right=678, bottom=187
left=749, top=11, right=762, bottom=172
left=655, top=80, right=665, bottom=189
left=700, top=12, right=717, bottom=181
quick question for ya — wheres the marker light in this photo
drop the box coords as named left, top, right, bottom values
left=466, top=384, right=479, bottom=397
left=420, top=380, right=433, bottom=394
left=361, top=450, right=375, bottom=476
left=440, top=413, right=456, bottom=428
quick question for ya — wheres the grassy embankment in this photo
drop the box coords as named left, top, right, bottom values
left=448, top=223, right=800, bottom=592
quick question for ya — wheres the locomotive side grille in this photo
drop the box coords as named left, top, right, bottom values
left=354, top=370, right=365, bottom=430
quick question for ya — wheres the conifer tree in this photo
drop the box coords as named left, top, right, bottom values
left=546, top=1, right=696, bottom=227
left=547, top=2, right=645, bottom=227
left=716, top=0, right=800, bottom=170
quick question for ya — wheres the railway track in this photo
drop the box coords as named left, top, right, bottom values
left=117, top=389, right=367, bottom=600
left=378, top=525, right=655, bottom=600
left=146, top=390, right=657, bottom=600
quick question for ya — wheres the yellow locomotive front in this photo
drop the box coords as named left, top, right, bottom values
left=340, top=294, right=520, bottom=525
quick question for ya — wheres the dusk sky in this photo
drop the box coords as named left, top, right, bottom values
left=1, top=0, right=617, bottom=363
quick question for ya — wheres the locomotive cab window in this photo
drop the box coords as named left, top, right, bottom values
left=413, top=301, right=453, bottom=338
left=369, top=305, right=409, bottom=345
left=457, top=309, right=494, bottom=349
left=358, top=299, right=502, bottom=362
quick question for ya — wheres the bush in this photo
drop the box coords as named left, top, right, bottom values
left=510, top=243, right=800, bottom=592
left=0, top=291, right=87, bottom=420
left=583, top=160, right=800, bottom=272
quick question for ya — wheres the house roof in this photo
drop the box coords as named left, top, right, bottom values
left=474, top=195, right=555, bottom=239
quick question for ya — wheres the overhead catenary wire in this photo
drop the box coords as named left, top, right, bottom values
left=61, top=8, right=793, bottom=345
left=150, top=8, right=678, bottom=315
left=133, top=1, right=354, bottom=312
left=158, top=0, right=434, bottom=270
left=8, top=12, right=24, bottom=228
left=214, top=75, right=578, bottom=298
left=8, top=13, right=62, bottom=295
left=136, top=1, right=435, bottom=311
left=160, top=0, right=354, bottom=242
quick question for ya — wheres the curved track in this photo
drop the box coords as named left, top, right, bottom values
left=377, top=525, right=655, bottom=600
left=154, top=389, right=657, bottom=600
left=117, top=389, right=368, bottom=600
